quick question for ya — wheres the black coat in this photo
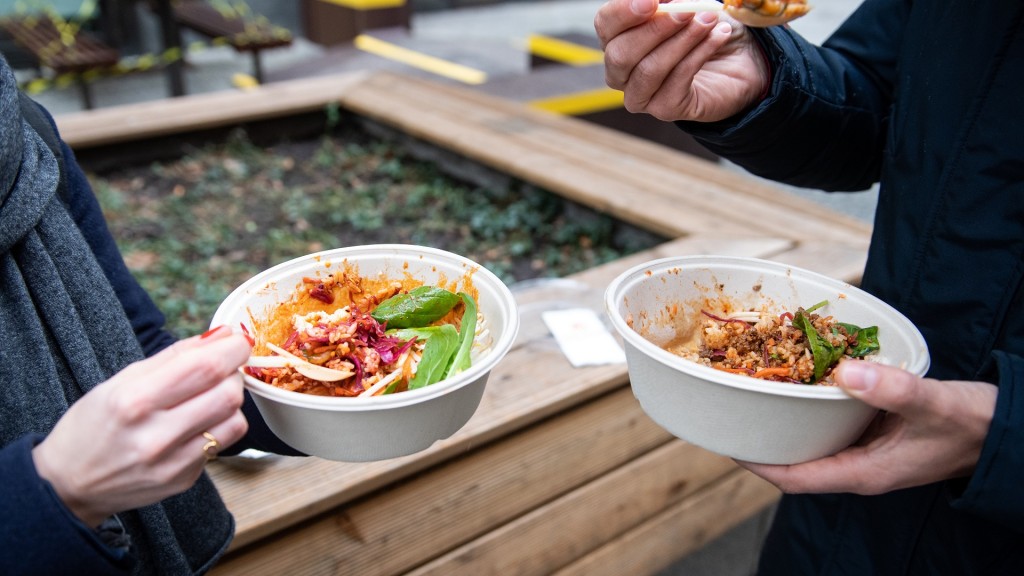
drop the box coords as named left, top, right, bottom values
left=681, top=0, right=1024, bottom=573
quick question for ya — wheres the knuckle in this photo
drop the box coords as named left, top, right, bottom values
left=603, top=48, right=631, bottom=76
left=604, top=70, right=623, bottom=91
left=192, top=352, right=232, bottom=378
left=109, top=391, right=156, bottom=425
left=630, top=57, right=655, bottom=85
left=647, top=105, right=677, bottom=122
left=593, top=16, right=607, bottom=40
left=227, top=413, right=250, bottom=441
left=184, top=344, right=244, bottom=381
left=213, top=377, right=246, bottom=415
left=622, top=99, right=645, bottom=114
left=622, top=90, right=654, bottom=114
left=886, top=370, right=921, bottom=408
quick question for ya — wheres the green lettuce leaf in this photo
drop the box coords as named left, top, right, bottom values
left=837, top=322, right=880, bottom=357
left=371, top=286, right=461, bottom=329
left=443, top=292, right=478, bottom=379
left=792, top=307, right=845, bottom=383
left=388, top=325, right=459, bottom=389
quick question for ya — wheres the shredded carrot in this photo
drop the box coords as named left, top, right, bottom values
left=753, top=367, right=791, bottom=379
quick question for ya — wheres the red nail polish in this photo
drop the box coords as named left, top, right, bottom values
left=201, top=326, right=225, bottom=339
left=239, top=323, right=255, bottom=346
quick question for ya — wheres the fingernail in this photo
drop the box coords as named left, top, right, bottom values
left=696, top=11, right=719, bottom=24
left=632, top=0, right=650, bottom=14
left=239, top=323, right=255, bottom=347
left=840, top=361, right=878, bottom=393
left=201, top=325, right=227, bottom=339
left=668, top=12, right=691, bottom=22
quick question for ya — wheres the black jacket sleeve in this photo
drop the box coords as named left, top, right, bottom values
left=956, top=351, right=1024, bottom=530
left=0, top=436, right=134, bottom=576
left=678, top=0, right=907, bottom=191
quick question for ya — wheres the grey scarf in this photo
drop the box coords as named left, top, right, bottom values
left=1, top=57, right=232, bottom=574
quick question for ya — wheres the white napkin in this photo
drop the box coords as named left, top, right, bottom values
left=542, top=308, right=626, bottom=367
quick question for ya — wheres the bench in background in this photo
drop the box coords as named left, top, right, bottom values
left=169, top=0, right=292, bottom=84
left=1, top=13, right=120, bottom=109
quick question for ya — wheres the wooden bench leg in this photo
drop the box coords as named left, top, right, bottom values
left=77, top=76, right=96, bottom=110
left=155, top=0, right=188, bottom=96
left=251, top=50, right=264, bottom=84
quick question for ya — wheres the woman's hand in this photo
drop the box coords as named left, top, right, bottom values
left=737, top=360, right=998, bottom=495
left=595, top=0, right=769, bottom=122
left=32, top=326, right=252, bottom=527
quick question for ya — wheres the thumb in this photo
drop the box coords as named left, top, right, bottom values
left=835, top=359, right=924, bottom=415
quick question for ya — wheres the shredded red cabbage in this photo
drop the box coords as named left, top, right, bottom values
left=346, top=354, right=364, bottom=392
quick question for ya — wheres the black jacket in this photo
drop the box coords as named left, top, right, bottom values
left=681, top=0, right=1024, bottom=573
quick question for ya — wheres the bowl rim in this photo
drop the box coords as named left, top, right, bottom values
left=212, top=244, right=519, bottom=411
left=604, top=255, right=930, bottom=400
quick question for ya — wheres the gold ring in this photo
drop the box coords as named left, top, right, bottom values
left=202, top=432, right=220, bottom=461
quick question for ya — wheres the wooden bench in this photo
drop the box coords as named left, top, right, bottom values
left=55, top=73, right=873, bottom=573
left=0, top=13, right=120, bottom=109
left=169, top=0, right=292, bottom=83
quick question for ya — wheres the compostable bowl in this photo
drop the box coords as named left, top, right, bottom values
left=604, top=256, right=930, bottom=465
left=211, top=244, right=519, bottom=462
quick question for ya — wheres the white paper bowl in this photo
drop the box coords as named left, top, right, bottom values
left=604, top=256, right=930, bottom=465
left=211, top=245, right=519, bottom=462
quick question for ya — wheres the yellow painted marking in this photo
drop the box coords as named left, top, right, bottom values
left=317, top=0, right=406, bottom=10
left=354, top=34, right=488, bottom=85
left=527, top=34, right=604, bottom=66
left=529, top=88, right=624, bottom=116
left=232, top=73, right=260, bottom=90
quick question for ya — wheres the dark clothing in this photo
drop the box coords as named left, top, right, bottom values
left=679, top=0, right=1024, bottom=573
left=1, top=58, right=234, bottom=574
left=1, top=57, right=299, bottom=575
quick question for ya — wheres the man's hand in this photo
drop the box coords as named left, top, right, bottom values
left=595, top=0, right=769, bottom=122
left=738, top=360, right=998, bottom=495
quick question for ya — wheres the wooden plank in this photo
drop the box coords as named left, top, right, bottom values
left=207, top=235, right=795, bottom=550
left=55, top=72, right=871, bottom=250
left=555, top=468, right=780, bottom=576
left=763, top=240, right=871, bottom=286
left=211, top=387, right=675, bottom=576
left=407, top=440, right=739, bottom=576
left=346, top=73, right=865, bottom=235
left=54, top=71, right=372, bottom=148
left=330, top=73, right=871, bottom=247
